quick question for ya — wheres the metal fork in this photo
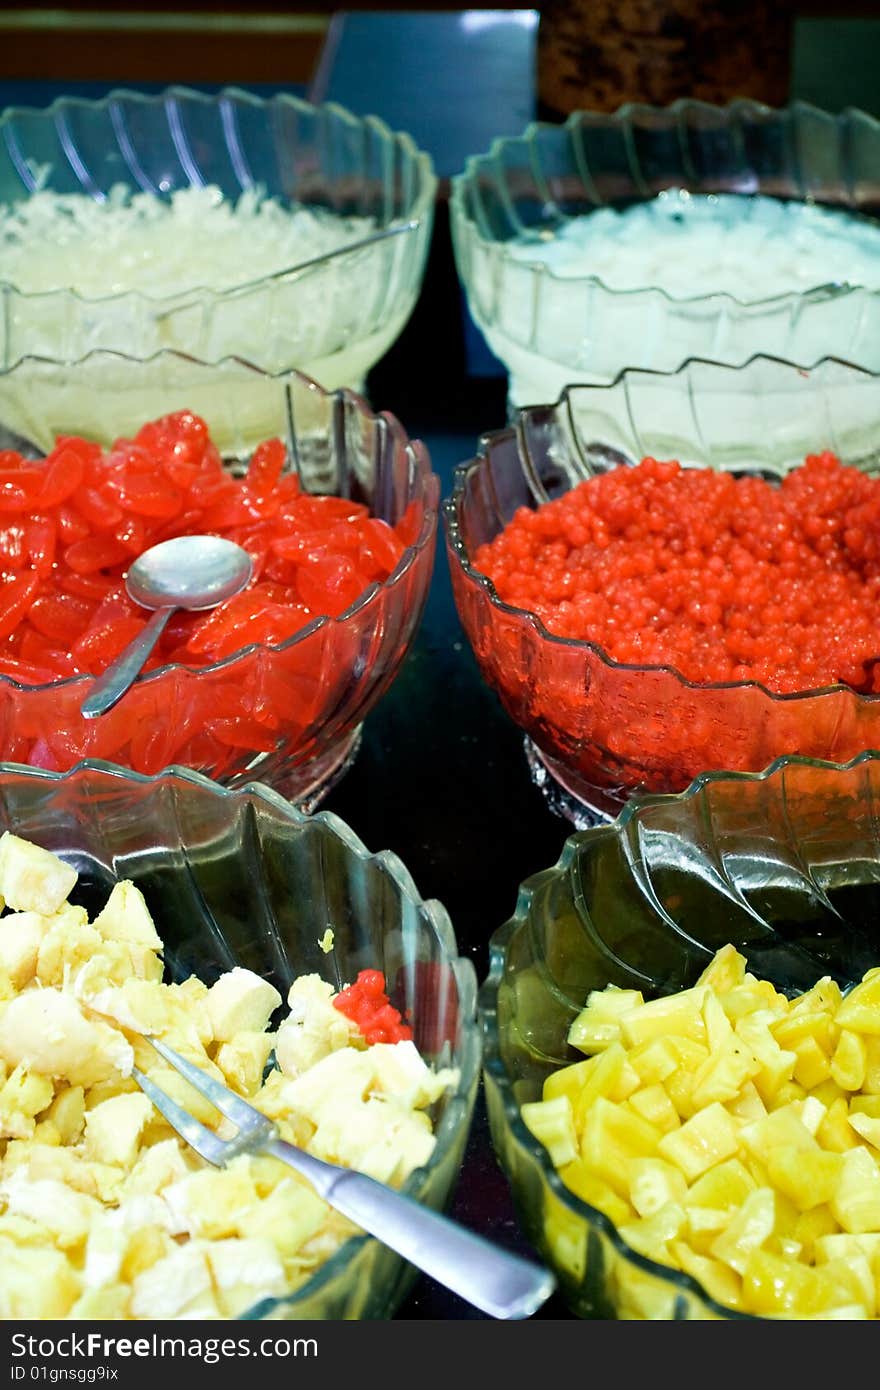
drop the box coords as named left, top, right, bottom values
left=132, top=1037, right=556, bottom=1320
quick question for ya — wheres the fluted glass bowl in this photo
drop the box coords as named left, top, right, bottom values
left=0, top=351, right=438, bottom=806
left=0, top=86, right=436, bottom=395
left=481, top=750, right=880, bottom=1320
left=0, top=758, right=480, bottom=1319
left=450, top=99, right=880, bottom=410
left=445, top=354, right=880, bottom=826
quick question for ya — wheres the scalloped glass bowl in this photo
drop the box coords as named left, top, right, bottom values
left=450, top=99, right=880, bottom=409
left=480, top=750, right=880, bottom=1320
left=0, top=85, right=436, bottom=394
left=444, top=354, right=880, bottom=827
left=0, top=351, right=438, bottom=806
left=0, top=759, right=480, bottom=1319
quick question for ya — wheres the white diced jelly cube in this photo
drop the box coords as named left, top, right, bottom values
left=205, top=967, right=282, bottom=1042
left=0, top=833, right=77, bottom=915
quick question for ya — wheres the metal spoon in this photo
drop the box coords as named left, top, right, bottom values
left=80, top=535, right=253, bottom=719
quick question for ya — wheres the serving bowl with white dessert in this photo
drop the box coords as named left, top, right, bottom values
left=0, top=759, right=480, bottom=1320
left=0, top=85, right=436, bottom=396
left=450, top=99, right=880, bottom=409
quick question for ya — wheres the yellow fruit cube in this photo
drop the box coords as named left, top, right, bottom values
left=741, top=1247, right=858, bottom=1317
left=690, top=1036, right=761, bottom=1109
left=46, top=1086, right=85, bottom=1144
left=0, top=1065, right=53, bottom=1139
left=83, top=1093, right=153, bottom=1169
left=670, top=1241, right=742, bottom=1310
left=792, top=1036, right=833, bottom=1090
left=521, top=1095, right=579, bottom=1168
left=694, top=945, right=748, bottom=996
left=557, top=1159, right=633, bottom=1226
left=817, top=1096, right=860, bottom=1153
left=619, top=986, right=709, bottom=1048
left=628, top=1157, right=688, bottom=1217
left=567, top=986, right=645, bottom=1055
left=0, top=833, right=77, bottom=915
left=765, top=1143, right=845, bottom=1211
left=618, top=1203, right=686, bottom=1262
left=579, top=1097, right=663, bottom=1197
left=848, top=1112, right=880, bottom=1152
left=830, top=1030, right=867, bottom=1091
left=626, top=1084, right=681, bottom=1134
left=710, top=1187, right=777, bottom=1274
left=236, top=1176, right=329, bottom=1258
left=215, top=1031, right=275, bottom=1097
left=836, top=974, right=880, bottom=1035
left=829, top=1147, right=880, bottom=1233
left=657, top=1102, right=740, bottom=1181
left=0, top=1239, right=80, bottom=1317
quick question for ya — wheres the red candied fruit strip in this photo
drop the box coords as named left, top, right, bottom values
left=333, top=969, right=414, bottom=1044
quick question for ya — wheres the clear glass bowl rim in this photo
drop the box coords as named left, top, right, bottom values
left=0, top=83, right=437, bottom=306
left=0, top=347, right=438, bottom=699
left=479, top=744, right=880, bottom=1323
left=0, top=754, right=481, bottom=1319
left=449, top=96, right=880, bottom=309
left=443, top=350, right=880, bottom=706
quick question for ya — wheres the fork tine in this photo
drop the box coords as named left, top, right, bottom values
left=131, top=1065, right=230, bottom=1167
left=147, top=1036, right=272, bottom=1135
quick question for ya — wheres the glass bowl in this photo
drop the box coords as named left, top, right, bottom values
left=0, top=85, right=437, bottom=395
left=0, top=757, right=480, bottom=1319
left=444, top=353, right=880, bottom=828
left=449, top=99, right=880, bottom=410
left=480, top=749, right=880, bottom=1320
left=0, top=351, right=438, bottom=807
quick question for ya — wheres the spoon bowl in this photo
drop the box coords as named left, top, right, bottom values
left=80, top=535, right=253, bottom=720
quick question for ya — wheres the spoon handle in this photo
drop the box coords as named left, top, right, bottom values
left=80, top=607, right=176, bottom=719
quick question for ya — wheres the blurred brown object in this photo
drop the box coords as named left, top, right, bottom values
left=538, top=0, right=795, bottom=117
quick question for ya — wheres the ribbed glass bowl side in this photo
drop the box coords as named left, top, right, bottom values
left=479, top=749, right=880, bottom=1319
left=443, top=355, right=880, bottom=816
left=0, top=86, right=437, bottom=392
left=0, top=758, right=481, bottom=1320
left=449, top=99, right=880, bottom=406
left=0, top=351, right=439, bottom=804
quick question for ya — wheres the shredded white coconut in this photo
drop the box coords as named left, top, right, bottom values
left=0, top=184, right=377, bottom=299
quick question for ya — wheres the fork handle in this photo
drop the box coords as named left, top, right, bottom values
left=266, top=1137, right=555, bottom=1320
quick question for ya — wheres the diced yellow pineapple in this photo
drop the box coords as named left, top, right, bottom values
left=710, top=1188, right=778, bottom=1274
left=618, top=1202, right=686, bottom=1262
left=579, top=1097, right=663, bottom=1197
left=628, top=1157, right=688, bottom=1218
left=557, top=1158, right=633, bottom=1226
left=739, top=1103, right=819, bottom=1163
left=830, top=1030, right=867, bottom=1091
left=701, top=991, right=734, bottom=1051
left=836, top=975, right=880, bottom=1035
left=685, top=1158, right=756, bottom=1218
left=543, top=1056, right=599, bottom=1105
left=521, top=1095, right=579, bottom=1168
left=670, top=1241, right=742, bottom=1310
left=817, top=1096, right=860, bottom=1153
left=725, top=1081, right=767, bottom=1123
left=734, top=1013, right=797, bottom=1104
left=657, top=1102, right=740, bottom=1181
left=689, top=1036, right=761, bottom=1109
left=848, top=1112, right=880, bottom=1153
left=619, top=986, right=709, bottom=1049
left=0, top=1066, right=53, bottom=1139
left=792, top=1035, right=833, bottom=1089
left=819, top=1253, right=874, bottom=1317
left=719, top=976, right=788, bottom=1025
left=741, top=1247, right=860, bottom=1317
left=849, top=1094, right=880, bottom=1119
left=543, top=1187, right=588, bottom=1282
left=569, top=1043, right=641, bottom=1130
left=0, top=1240, right=80, bottom=1317
left=627, top=1036, right=682, bottom=1086
left=767, top=1079, right=808, bottom=1109
left=566, top=986, right=645, bottom=1055
left=829, top=1147, right=880, bottom=1233
left=694, top=944, right=748, bottom=996
left=236, top=1175, right=329, bottom=1258
left=863, top=1037, right=880, bottom=1093
left=765, top=1143, right=845, bottom=1211
left=45, top=1086, right=85, bottom=1145
left=627, top=1083, right=681, bottom=1134
left=792, top=1205, right=839, bottom=1261
left=215, top=1031, right=275, bottom=1097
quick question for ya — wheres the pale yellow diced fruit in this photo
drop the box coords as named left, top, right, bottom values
left=0, top=911, right=51, bottom=988
left=792, top=1205, right=839, bottom=1261
left=275, top=974, right=359, bottom=1077
left=710, top=1187, right=777, bottom=1274
left=138, top=1061, right=224, bottom=1129
left=701, top=990, right=734, bottom=1051
left=206, top=1236, right=288, bottom=1317
left=0, top=1215, right=52, bottom=1246
left=0, top=833, right=77, bottom=915
left=694, top=944, right=748, bottom=996
left=0, top=988, right=133, bottom=1085
left=792, top=1036, right=833, bottom=1090
left=81, top=977, right=169, bottom=1035
left=206, top=967, right=282, bottom=1042
left=628, top=1157, right=688, bottom=1218
left=817, top=1096, right=861, bottom=1153
left=725, top=1082, right=767, bottom=1123
left=276, top=1046, right=372, bottom=1123
left=626, top=1084, right=681, bottom=1134
left=567, top=986, right=645, bottom=1054
left=236, top=1175, right=329, bottom=1259
left=719, top=977, right=788, bottom=1025
left=798, top=1094, right=828, bottom=1137
left=83, top=1092, right=153, bottom=1168
left=765, top=1143, right=845, bottom=1211
left=815, top=1231, right=880, bottom=1266
left=579, top=1097, right=663, bottom=1197
left=34, top=908, right=95, bottom=986
left=657, top=1101, right=739, bottom=1181
left=741, top=1247, right=862, bottom=1317
left=0, top=1064, right=53, bottom=1139
left=734, top=1014, right=796, bottom=1104
left=863, top=1037, right=880, bottom=1093
left=830, top=1030, right=867, bottom=1091
left=122, top=1138, right=192, bottom=1200
left=767, top=1080, right=808, bottom=1110
left=92, top=880, right=164, bottom=951
left=43, top=1086, right=83, bottom=1144
left=163, top=1162, right=260, bottom=1240
left=215, top=1030, right=275, bottom=1096
left=690, top=1036, right=761, bottom=1110
left=0, top=1172, right=101, bottom=1250
left=557, top=1159, right=633, bottom=1227
left=670, top=1241, right=742, bottom=1310
left=619, top=986, right=709, bottom=1049
left=366, top=1040, right=457, bottom=1110
left=849, top=1094, right=880, bottom=1118
left=0, top=1239, right=80, bottom=1317
left=129, top=1242, right=221, bottom=1319
left=830, top=1146, right=880, bottom=1233
left=739, top=1104, right=819, bottom=1164
left=568, top=1043, right=640, bottom=1129
left=628, top=1037, right=683, bottom=1086
left=848, top=1112, right=880, bottom=1152
left=618, top=1202, right=686, bottom=1263
left=684, top=1158, right=756, bottom=1227
left=120, top=1225, right=173, bottom=1282
left=836, top=974, right=880, bottom=1035
left=820, top=1253, right=875, bottom=1317
left=543, top=1189, right=588, bottom=1283
left=68, top=1286, right=132, bottom=1320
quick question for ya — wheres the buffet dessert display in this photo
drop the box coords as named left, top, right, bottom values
left=4, top=71, right=880, bottom=1323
